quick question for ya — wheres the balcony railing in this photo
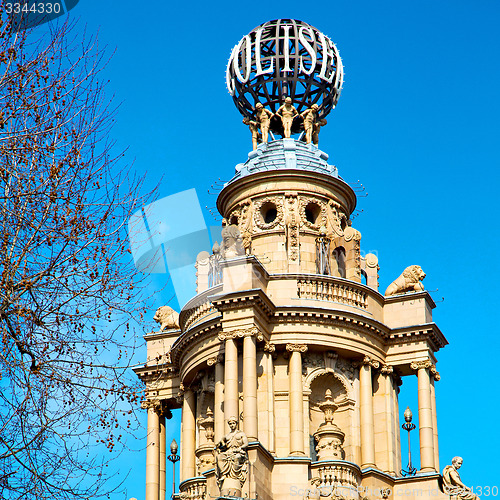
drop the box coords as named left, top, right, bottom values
left=178, top=477, right=207, bottom=500
left=297, top=277, right=368, bottom=309
left=310, top=460, right=362, bottom=500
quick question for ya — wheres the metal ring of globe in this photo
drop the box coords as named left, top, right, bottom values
left=226, top=19, right=343, bottom=135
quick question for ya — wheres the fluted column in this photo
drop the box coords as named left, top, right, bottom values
left=181, top=389, right=196, bottom=480
left=360, top=356, right=378, bottom=468
left=159, top=412, right=166, bottom=500
left=411, top=360, right=435, bottom=472
left=223, top=336, right=239, bottom=422
left=287, top=344, right=307, bottom=456
left=144, top=401, right=160, bottom=500
left=209, top=355, right=225, bottom=443
left=243, top=332, right=258, bottom=440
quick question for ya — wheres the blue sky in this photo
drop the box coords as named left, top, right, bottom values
left=64, top=0, right=500, bottom=497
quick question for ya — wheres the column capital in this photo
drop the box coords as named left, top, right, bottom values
left=286, top=343, right=308, bottom=353
left=141, top=398, right=171, bottom=417
left=218, top=326, right=263, bottom=342
left=410, top=359, right=440, bottom=380
left=207, top=354, right=224, bottom=366
left=361, top=355, right=380, bottom=369
left=380, top=363, right=393, bottom=375
left=263, top=342, right=276, bottom=353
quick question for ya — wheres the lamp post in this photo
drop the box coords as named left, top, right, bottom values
left=401, top=406, right=417, bottom=476
left=167, top=439, right=180, bottom=498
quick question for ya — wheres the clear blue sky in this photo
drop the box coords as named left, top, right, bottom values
left=65, top=0, right=500, bottom=497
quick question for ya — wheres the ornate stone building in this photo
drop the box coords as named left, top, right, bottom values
left=134, top=19, right=472, bottom=500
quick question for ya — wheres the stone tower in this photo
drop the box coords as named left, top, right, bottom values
left=135, top=19, right=463, bottom=500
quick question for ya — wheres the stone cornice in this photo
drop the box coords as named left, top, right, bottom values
left=388, top=323, right=448, bottom=352
left=211, top=288, right=275, bottom=318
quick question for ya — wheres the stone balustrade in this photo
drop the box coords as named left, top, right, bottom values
left=178, top=477, right=207, bottom=500
left=309, top=460, right=362, bottom=500
left=179, top=284, right=222, bottom=331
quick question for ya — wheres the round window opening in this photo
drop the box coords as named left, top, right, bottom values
left=229, top=215, right=239, bottom=226
left=260, top=202, right=277, bottom=224
left=305, top=202, right=321, bottom=225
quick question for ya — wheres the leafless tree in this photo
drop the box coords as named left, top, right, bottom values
left=0, top=11, right=156, bottom=499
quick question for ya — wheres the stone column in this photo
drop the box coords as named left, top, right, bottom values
left=209, top=355, right=225, bottom=443
left=430, top=368, right=440, bottom=471
left=411, top=360, right=435, bottom=473
left=181, top=389, right=196, bottom=480
left=381, top=364, right=396, bottom=475
left=144, top=401, right=160, bottom=500
left=265, top=344, right=276, bottom=453
left=360, top=356, right=378, bottom=468
left=159, top=412, right=166, bottom=500
left=287, top=344, right=308, bottom=456
left=243, top=332, right=258, bottom=440
left=223, top=335, right=239, bottom=422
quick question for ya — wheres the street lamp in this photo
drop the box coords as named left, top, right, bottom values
left=167, top=438, right=180, bottom=498
left=401, top=406, right=417, bottom=476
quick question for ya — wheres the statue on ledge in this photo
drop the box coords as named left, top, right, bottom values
left=221, top=224, right=245, bottom=259
left=312, top=118, right=327, bottom=146
left=243, top=117, right=261, bottom=150
left=442, top=457, right=478, bottom=499
left=300, top=103, right=319, bottom=144
left=385, top=265, right=426, bottom=296
left=254, top=102, right=273, bottom=143
left=215, top=417, right=249, bottom=497
left=276, top=97, right=298, bottom=138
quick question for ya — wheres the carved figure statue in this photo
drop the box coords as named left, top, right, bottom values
left=242, top=117, right=261, bottom=150
left=276, top=97, right=298, bottom=138
left=221, top=224, right=245, bottom=259
left=384, top=265, right=426, bottom=296
left=153, top=306, right=180, bottom=331
left=442, top=457, right=478, bottom=499
left=312, top=118, right=327, bottom=146
left=215, top=417, right=249, bottom=497
left=254, top=102, right=273, bottom=143
left=301, top=103, right=319, bottom=144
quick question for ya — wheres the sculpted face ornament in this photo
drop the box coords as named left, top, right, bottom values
left=226, top=19, right=343, bottom=135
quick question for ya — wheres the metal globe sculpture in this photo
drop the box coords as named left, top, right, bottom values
left=226, top=19, right=343, bottom=135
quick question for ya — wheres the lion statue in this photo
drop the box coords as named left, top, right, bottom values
left=384, top=265, right=426, bottom=296
left=153, top=306, right=180, bottom=331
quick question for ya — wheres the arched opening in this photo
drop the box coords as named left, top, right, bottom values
left=333, top=246, right=346, bottom=278
left=305, top=202, right=321, bottom=225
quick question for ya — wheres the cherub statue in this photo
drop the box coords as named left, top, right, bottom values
left=276, top=96, right=298, bottom=138
left=254, top=102, right=273, bottom=143
left=300, top=103, right=319, bottom=144
left=242, top=117, right=261, bottom=150
left=215, top=417, right=249, bottom=497
left=312, top=118, right=327, bottom=146
left=442, top=457, right=479, bottom=499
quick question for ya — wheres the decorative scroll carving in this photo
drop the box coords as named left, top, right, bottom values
left=239, top=201, right=253, bottom=254
left=380, top=364, right=393, bottom=375
left=327, top=199, right=345, bottom=237
left=362, top=356, right=380, bottom=369
left=218, top=327, right=263, bottom=342
left=221, top=225, right=245, bottom=259
left=286, top=343, right=308, bottom=353
left=385, top=265, right=426, bottom=296
left=215, top=417, right=249, bottom=497
left=410, top=359, right=440, bottom=381
left=153, top=306, right=180, bottom=331
left=343, top=225, right=361, bottom=242
left=253, top=196, right=283, bottom=230
left=263, top=342, right=276, bottom=353
left=207, top=354, right=224, bottom=366
left=285, top=193, right=299, bottom=261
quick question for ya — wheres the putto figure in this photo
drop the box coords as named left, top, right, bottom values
left=300, top=103, right=319, bottom=144
left=215, top=417, right=249, bottom=497
left=254, top=102, right=273, bottom=143
left=276, top=97, right=298, bottom=138
left=442, top=457, right=479, bottom=500
left=243, top=117, right=261, bottom=150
